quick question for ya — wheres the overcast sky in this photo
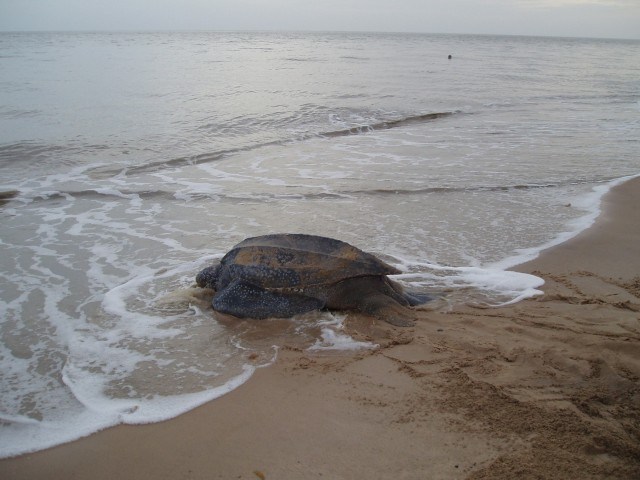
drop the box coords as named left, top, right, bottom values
left=1, top=0, right=639, bottom=39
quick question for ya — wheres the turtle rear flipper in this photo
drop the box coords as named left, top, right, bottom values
left=212, top=279, right=324, bottom=319
left=403, top=290, right=435, bottom=306
left=358, top=294, right=416, bottom=327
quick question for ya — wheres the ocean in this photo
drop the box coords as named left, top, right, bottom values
left=0, top=31, right=639, bottom=457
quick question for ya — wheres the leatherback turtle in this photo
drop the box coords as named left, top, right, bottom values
left=196, top=234, right=430, bottom=326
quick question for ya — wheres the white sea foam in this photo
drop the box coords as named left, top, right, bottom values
left=0, top=365, right=257, bottom=459
left=387, top=176, right=640, bottom=306
left=2, top=32, right=639, bottom=461
left=0, top=255, right=260, bottom=459
left=490, top=174, right=640, bottom=271
left=390, top=175, right=640, bottom=307
left=61, top=362, right=258, bottom=425
left=394, top=262, right=545, bottom=306
left=308, top=313, right=378, bottom=351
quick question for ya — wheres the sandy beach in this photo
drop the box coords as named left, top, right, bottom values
left=2, top=177, right=639, bottom=479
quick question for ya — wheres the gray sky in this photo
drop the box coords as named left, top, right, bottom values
left=1, top=0, right=639, bottom=39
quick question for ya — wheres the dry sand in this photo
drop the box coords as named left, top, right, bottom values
left=2, top=178, right=640, bottom=479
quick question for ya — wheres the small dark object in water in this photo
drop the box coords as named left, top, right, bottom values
left=0, top=190, right=19, bottom=206
left=448, top=54, right=452, bottom=60
left=196, top=234, right=432, bottom=327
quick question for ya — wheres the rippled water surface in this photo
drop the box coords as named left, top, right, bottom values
left=1, top=31, right=639, bottom=457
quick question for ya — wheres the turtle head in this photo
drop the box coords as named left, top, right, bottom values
left=196, top=264, right=221, bottom=290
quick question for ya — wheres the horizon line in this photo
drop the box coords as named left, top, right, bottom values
left=0, top=28, right=639, bottom=42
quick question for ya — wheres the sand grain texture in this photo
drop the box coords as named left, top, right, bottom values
left=2, top=178, right=640, bottom=479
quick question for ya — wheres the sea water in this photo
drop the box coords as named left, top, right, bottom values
left=0, top=31, right=639, bottom=457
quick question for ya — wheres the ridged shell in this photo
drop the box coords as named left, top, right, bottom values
left=216, top=234, right=400, bottom=290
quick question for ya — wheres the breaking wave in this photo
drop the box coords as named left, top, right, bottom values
left=11, top=175, right=621, bottom=208
left=87, top=111, right=457, bottom=177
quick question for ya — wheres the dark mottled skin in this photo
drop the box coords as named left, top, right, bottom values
left=196, top=234, right=432, bottom=326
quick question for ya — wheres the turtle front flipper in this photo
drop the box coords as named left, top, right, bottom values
left=212, top=279, right=324, bottom=319
left=358, top=294, right=416, bottom=327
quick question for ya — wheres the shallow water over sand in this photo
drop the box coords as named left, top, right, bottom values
left=1, top=31, right=639, bottom=457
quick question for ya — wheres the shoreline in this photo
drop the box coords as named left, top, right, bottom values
left=2, top=177, right=640, bottom=479
left=492, top=174, right=639, bottom=272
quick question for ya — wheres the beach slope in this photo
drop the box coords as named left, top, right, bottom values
left=2, top=178, right=639, bottom=479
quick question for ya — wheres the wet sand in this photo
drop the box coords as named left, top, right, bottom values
left=2, top=178, right=639, bottom=479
